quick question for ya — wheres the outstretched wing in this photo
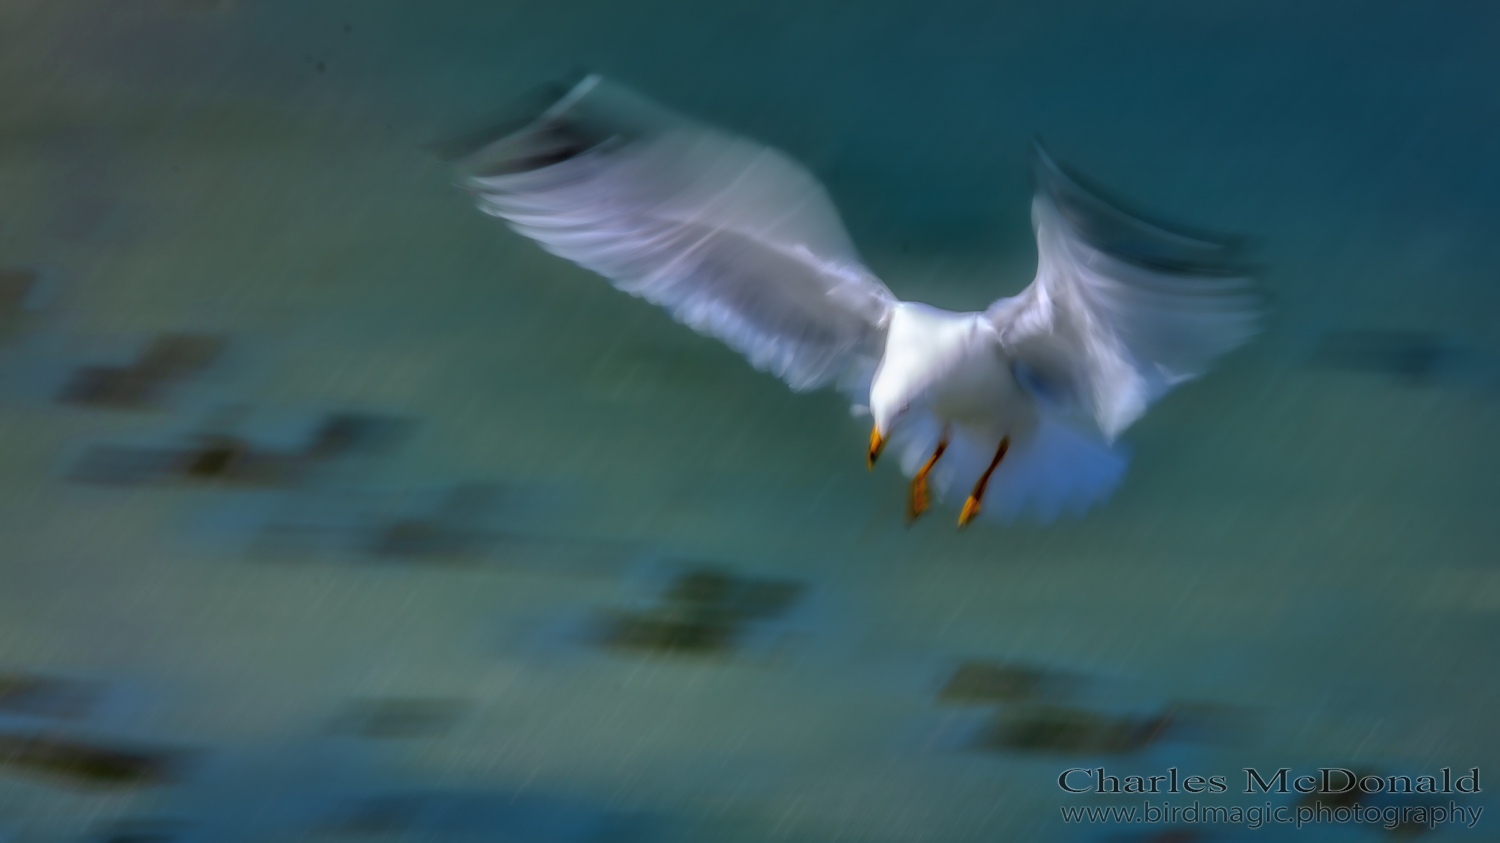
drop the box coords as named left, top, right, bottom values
left=455, top=74, right=896, bottom=394
left=986, top=146, right=1260, bottom=440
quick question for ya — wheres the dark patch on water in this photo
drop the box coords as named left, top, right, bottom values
left=364, top=482, right=508, bottom=562
left=975, top=701, right=1250, bottom=756
left=0, top=268, right=45, bottom=342
left=0, top=732, right=193, bottom=788
left=0, top=266, right=64, bottom=366
left=246, top=480, right=628, bottom=573
left=937, top=659, right=1082, bottom=705
left=596, top=566, right=803, bottom=657
left=301, top=412, right=413, bottom=461
left=978, top=704, right=1175, bottom=755
left=65, top=409, right=413, bottom=487
left=1311, top=329, right=1472, bottom=385
left=57, top=333, right=225, bottom=409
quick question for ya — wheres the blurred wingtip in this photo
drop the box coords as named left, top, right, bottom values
left=433, top=71, right=688, bottom=184
left=422, top=67, right=601, bottom=165
left=1028, top=139, right=1260, bottom=280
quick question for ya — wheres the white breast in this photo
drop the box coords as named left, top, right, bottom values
left=881, top=303, right=1034, bottom=436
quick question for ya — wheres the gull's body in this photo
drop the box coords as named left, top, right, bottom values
left=453, top=75, right=1258, bottom=525
left=878, top=303, right=1036, bottom=448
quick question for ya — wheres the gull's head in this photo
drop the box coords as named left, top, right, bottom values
left=866, top=361, right=922, bottom=468
left=867, top=302, right=955, bottom=468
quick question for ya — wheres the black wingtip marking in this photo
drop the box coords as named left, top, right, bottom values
left=1029, top=138, right=1260, bottom=279
left=423, top=68, right=600, bottom=165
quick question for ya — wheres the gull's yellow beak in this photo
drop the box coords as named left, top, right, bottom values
left=867, top=425, right=885, bottom=470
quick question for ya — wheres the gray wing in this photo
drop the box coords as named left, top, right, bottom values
left=455, top=75, right=896, bottom=393
left=986, top=146, right=1261, bottom=440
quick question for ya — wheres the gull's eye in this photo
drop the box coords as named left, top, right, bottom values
left=899, top=401, right=911, bottom=414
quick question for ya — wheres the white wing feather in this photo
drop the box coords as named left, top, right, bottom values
left=458, top=75, right=895, bottom=394
left=987, top=148, right=1260, bottom=440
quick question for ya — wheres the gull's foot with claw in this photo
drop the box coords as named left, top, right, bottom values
left=906, top=433, right=949, bottom=523
left=958, top=435, right=1010, bottom=528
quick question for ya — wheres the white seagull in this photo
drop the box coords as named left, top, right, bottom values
left=453, top=75, right=1259, bottom=526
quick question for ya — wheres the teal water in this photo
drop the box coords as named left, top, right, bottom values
left=0, top=2, right=1497, bottom=841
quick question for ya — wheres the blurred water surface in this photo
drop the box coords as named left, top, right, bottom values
left=0, top=1, right=1497, bottom=841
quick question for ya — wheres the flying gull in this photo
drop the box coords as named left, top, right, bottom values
left=452, top=75, right=1259, bottom=526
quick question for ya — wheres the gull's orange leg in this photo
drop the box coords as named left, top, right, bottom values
left=958, top=435, right=1011, bottom=528
left=906, top=430, right=949, bottom=523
